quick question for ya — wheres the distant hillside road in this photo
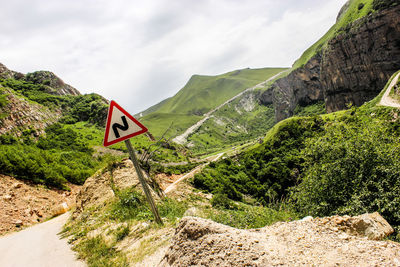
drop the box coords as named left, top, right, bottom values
left=380, top=72, right=400, bottom=108
left=0, top=213, right=85, bottom=267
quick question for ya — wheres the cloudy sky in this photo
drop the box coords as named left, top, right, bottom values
left=1, top=0, right=347, bottom=114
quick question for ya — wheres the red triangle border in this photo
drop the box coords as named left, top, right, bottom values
left=103, top=100, right=148, bottom=147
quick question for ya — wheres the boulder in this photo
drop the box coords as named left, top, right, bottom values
left=349, top=212, right=394, bottom=240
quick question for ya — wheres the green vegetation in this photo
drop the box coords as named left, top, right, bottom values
left=0, top=88, right=8, bottom=108
left=155, top=68, right=287, bottom=115
left=0, top=124, right=118, bottom=189
left=193, top=72, right=400, bottom=240
left=0, top=87, right=8, bottom=120
left=203, top=201, right=297, bottom=229
left=109, top=188, right=189, bottom=223
left=293, top=110, right=400, bottom=232
left=0, top=75, right=192, bottom=189
left=293, top=0, right=376, bottom=69
left=187, top=92, right=276, bottom=155
left=390, top=75, right=400, bottom=101
left=140, top=113, right=201, bottom=138
left=74, top=236, right=128, bottom=267
left=63, top=187, right=191, bottom=266
left=64, top=185, right=297, bottom=266
left=293, top=101, right=326, bottom=116
left=140, top=68, right=286, bottom=137
left=0, top=78, right=108, bottom=126
left=193, top=116, right=323, bottom=204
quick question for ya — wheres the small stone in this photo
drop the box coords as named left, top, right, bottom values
left=12, top=183, right=23, bottom=189
left=301, top=216, right=313, bottom=222
left=3, top=195, right=12, bottom=201
left=338, top=233, right=350, bottom=240
left=14, top=220, right=23, bottom=227
left=34, top=209, right=43, bottom=217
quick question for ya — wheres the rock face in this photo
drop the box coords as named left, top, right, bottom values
left=0, top=63, right=84, bottom=135
left=24, top=71, right=80, bottom=96
left=0, top=63, right=24, bottom=80
left=159, top=213, right=399, bottom=266
left=0, top=63, right=80, bottom=96
left=0, top=86, right=61, bottom=136
left=262, top=5, right=400, bottom=121
left=262, top=54, right=323, bottom=121
left=321, top=5, right=400, bottom=112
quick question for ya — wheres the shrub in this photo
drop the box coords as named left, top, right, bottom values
left=211, top=193, right=233, bottom=209
left=193, top=117, right=324, bottom=204
left=293, top=115, right=400, bottom=237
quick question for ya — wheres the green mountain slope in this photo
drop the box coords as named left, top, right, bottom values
left=140, top=68, right=287, bottom=137
left=194, top=70, right=400, bottom=240
left=186, top=91, right=275, bottom=155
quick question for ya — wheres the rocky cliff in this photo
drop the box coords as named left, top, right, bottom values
left=261, top=54, right=323, bottom=121
left=262, top=4, right=400, bottom=121
left=322, top=5, right=400, bottom=112
left=0, top=63, right=80, bottom=96
left=0, top=86, right=60, bottom=136
left=0, top=63, right=83, bottom=135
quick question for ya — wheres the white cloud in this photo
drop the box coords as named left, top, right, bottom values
left=0, top=0, right=347, bottom=114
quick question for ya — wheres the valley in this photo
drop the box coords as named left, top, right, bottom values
left=0, top=0, right=400, bottom=266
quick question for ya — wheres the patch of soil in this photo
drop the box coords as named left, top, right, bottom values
left=0, top=174, right=80, bottom=235
left=155, top=173, right=182, bottom=190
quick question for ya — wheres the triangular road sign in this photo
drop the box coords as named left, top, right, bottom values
left=103, top=100, right=148, bottom=147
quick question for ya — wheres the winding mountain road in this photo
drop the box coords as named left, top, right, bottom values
left=172, top=70, right=288, bottom=145
left=380, top=72, right=400, bottom=108
left=0, top=212, right=85, bottom=267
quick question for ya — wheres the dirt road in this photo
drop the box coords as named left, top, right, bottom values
left=172, top=70, right=287, bottom=145
left=0, top=212, right=85, bottom=267
left=380, top=72, right=400, bottom=108
left=164, top=153, right=223, bottom=194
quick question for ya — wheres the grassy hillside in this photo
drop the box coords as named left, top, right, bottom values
left=186, top=91, right=276, bottom=155
left=140, top=68, right=286, bottom=137
left=193, top=71, right=400, bottom=240
left=293, top=0, right=398, bottom=69
left=136, top=97, right=171, bottom=117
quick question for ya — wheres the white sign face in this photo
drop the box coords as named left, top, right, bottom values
left=103, top=100, right=148, bottom=147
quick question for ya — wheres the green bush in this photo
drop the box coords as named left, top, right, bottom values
left=0, top=122, right=117, bottom=189
left=293, top=115, right=400, bottom=237
left=37, top=123, right=92, bottom=153
left=193, top=117, right=324, bottom=204
left=205, top=202, right=297, bottom=229
left=211, top=193, right=233, bottom=209
left=0, top=78, right=108, bottom=127
left=109, top=188, right=188, bottom=223
left=294, top=101, right=326, bottom=117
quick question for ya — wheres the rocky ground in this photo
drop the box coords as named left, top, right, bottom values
left=159, top=214, right=400, bottom=266
left=0, top=174, right=80, bottom=235
left=68, top=159, right=400, bottom=266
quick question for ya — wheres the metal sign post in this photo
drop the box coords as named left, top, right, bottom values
left=124, top=139, right=163, bottom=225
left=103, top=100, right=163, bottom=225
